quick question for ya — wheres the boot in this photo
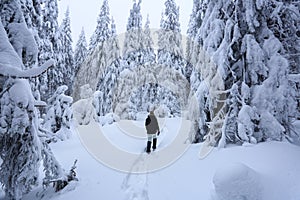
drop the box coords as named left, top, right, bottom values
left=152, top=138, right=157, bottom=150
left=146, top=141, right=151, bottom=154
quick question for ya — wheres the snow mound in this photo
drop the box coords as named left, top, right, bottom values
left=212, top=163, right=263, bottom=200
left=8, top=79, right=35, bottom=109
left=98, top=112, right=120, bottom=126
left=72, top=98, right=95, bottom=125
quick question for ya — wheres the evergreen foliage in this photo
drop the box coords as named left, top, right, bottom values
left=188, top=0, right=299, bottom=146
left=158, top=0, right=186, bottom=75
left=43, top=85, right=73, bottom=141
left=57, top=8, right=74, bottom=95
left=0, top=3, right=75, bottom=198
left=89, top=0, right=111, bottom=54
left=74, top=28, right=88, bottom=76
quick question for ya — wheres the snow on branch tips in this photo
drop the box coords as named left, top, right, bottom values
left=0, top=18, right=54, bottom=78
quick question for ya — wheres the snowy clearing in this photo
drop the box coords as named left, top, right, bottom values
left=9, top=118, right=300, bottom=200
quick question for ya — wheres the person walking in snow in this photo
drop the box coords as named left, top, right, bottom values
left=145, top=109, right=160, bottom=154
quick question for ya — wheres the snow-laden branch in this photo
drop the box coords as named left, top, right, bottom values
left=0, top=59, right=54, bottom=78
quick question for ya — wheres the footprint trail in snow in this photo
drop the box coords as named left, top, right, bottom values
left=121, top=153, right=151, bottom=200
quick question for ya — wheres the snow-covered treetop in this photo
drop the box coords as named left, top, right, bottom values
left=126, top=0, right=143, bottom=30
left=38, top=0, right=59, bottom=65
left=74, top=27, right=88, bottom=70
left=144, top=15, right=154, bottom=50
left=59, top=7, right=73, bottom=64
left=122, top=0, right=144, bottom=56
left=187, top=0, right=206, bottom=39
left=89, top=0, right=111, bottom=53
left=75, top=27, right=88, bottom=55
left=161, top=0, right=181, bottom=32
left=111, top=17, right=117, bottom=36
left=158, top=0, right=184, bottom=69
left=96, top=0, right=111, bottom=39
left=145, top=14, right=150, bottom=30
left=61, top=7, right=72, bottom=43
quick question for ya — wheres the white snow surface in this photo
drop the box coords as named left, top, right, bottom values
left=213, top=163, right=262, bottom=200
left=5, top=118, right=300, bottom=200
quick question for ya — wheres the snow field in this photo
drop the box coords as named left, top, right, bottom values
left=18, top=118, right=300, bottom=200
left=212, top=163, right=262, bottom=200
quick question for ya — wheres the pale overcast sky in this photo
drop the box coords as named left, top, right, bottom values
left=58, top=0, right=193, bottom=47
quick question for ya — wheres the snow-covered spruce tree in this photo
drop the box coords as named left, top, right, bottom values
left=189, top=0, right=296, bottom=146
left=95, top=17, right=121, bottom=120
left=186, top=0, right=201, bottom=63
left=74, top=27, right=88, bottom=77
left=0, top=18, right=68, bottom=199
left=128, top=83, right=181, bottom=118
left=186, top=0, right=238, bottom=144
left=21, top=0, right=45, bottom=101
left=122, top=0, right=146, bottom=69
left=72, top=0, right=112, bottom=102
left=232, top=0, right=294, bottom=144
left=186, top=0, right=200, bottom=77
left=185, top=0, right=203, bottom=79
left=0, top=10, right=78, bottom=197
left=104, top=1, right=190, bottom=120
left=250, top=37, right=292, bottom=142
left=107, top=18, right=120, bottom=67
left=0, top=79, right=41, bottom=200
left=88, top=0, right=111, bottom=54
left=188, top=46, right=225, bottom=144
left=264, top=1, right=300, bottom=121
left=125, top=14, right=158, bottom=117
left=158, top=0, right=186, bottom=75
left=43, top=85, right=73, bottom=141
left=19, top=0, right=43, bottom=68
left=39, top=0, right=60, bottom=100
left=143, top=15, right=156, bottom=65
left=265, top=0, right=300, bottom=74
left=115, top=0, right=152, bottom=119
left=114, top=68, right=138, bottom=119
left=186, top=0, right=208, bottom=81
left=57, top=8, right=74, bottom=96
left=116, top=63, right=189, bottom=119
left=95, top=0, right=153, bottom=119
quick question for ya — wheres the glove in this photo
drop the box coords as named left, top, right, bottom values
left=158, top=131, right=160, bottom=136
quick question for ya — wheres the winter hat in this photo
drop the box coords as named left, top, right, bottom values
left=149, top=105, right=155, bottom=114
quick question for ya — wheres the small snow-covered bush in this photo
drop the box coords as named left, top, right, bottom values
left=156, top=104, right=170, bottom=118
left=43, top=85, right=73, bottom=141
left=73, top=98, right=95, bottom=125
left=72, top=84, right=96, bottom=125
left=212, top=163, right=262, bottom=200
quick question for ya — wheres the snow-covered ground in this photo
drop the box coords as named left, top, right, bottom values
left=2, top=118, right=300, bottom=200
